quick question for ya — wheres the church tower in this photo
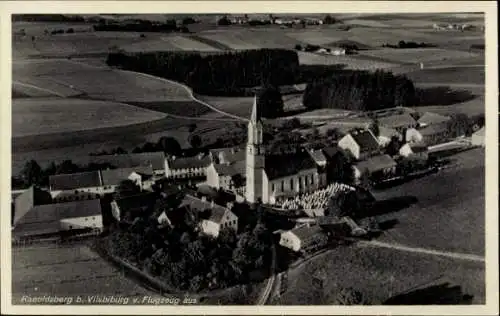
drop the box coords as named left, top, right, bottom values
left=245, top=95, right=265, bottom=203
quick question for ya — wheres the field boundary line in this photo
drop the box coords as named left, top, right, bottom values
left=117, top=69, right=249, bottom=122
left=357, top=240, right=485, bottom=263
left=13, top=81, right=67, bottom=98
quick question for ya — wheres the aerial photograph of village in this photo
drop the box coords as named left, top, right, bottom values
left=9, top=12, right=486, bottom=306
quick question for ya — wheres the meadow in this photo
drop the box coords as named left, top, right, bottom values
left=406, top=66, right=485, bottom=85
left=279, top=243, right=484, bottom=305
left=13, top=59, right=194, bottom=102
left=297, top=51, right=398, bottom=70
left=12, top=98, right=167, bottom=137
left=359, top=48, right=479, bottom=64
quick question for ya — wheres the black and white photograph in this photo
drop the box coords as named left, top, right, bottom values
left=1, top=1, right=498, bottom=315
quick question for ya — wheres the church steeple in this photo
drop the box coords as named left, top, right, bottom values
left=250, top=94, right=261, bottom=124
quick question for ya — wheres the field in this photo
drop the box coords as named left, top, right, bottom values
left=279, top=149, right=485, bottom=305
left=11, top=242, right=157, bottom=303
left=297, top=51, right=398, bottom=70
left=406, top=66, right=485, bottom=85
left=359, top=48, right=480, bottom=64
left=12, top=98, right=167, bottom=137
left=119, top=35, right=221, bottom=53
left=13, top=59, right=193, bottom=102
left=279, top=244, right=484, bottom=305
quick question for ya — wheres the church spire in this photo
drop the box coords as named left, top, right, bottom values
left=250, top=94, right=261, bottom=123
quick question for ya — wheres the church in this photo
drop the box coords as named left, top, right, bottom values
left=207, top=96, right=326, bottom=204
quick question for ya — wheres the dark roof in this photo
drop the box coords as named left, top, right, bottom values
left=290, top=225, right=325, bottom=241
left=15, top=199, right=102, bottom=227
left=349, top=130, right=380, bottom=152
left=207, top=207, right=228, bottom=224
left=100, top=166, right=153, bottom=186
left=168, top=155, right=211, bottom=170
left=418, top=112, right=451, bottom=126
left=355, top=154, right=397, bottom=173
left=114, top=192, right=157, bottom=213
left=322, top=146, right=340, bottom=159
left=265, top=151, right=317, bottom=180
left=406, top=143, right=429, bottom=153
left=180, top=195, right=228, bottom=215
left=213, top=163, right=239, bottom=176
left=417, top=124, right=448, bottom=137
left=377, top=113, right=418, bottom=129
left=49, top=171, right=102, bottom=191
left=87, top=152, right=165, bottom=170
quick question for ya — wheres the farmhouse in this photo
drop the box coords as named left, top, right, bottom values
left=206, top=160, right=246, bottom=190
left=87, top=152, right=166, bottom=177
left=417, top=112, right=451, bottom=128
left=399, top=143, right=429, bottom=160
left=353, top=154, right=397, bottom=181
left=165, top=155, right=211, bottom=180
left=377, top=113, right=418, bottom=132
left=12, top=199, right=103, bottom=240
left=179, top=194, right=238, bottom=238
left=471, top=126, right=485, bottom=147
left=110, top=192, right=157, bottom=222
left=278, top=224, right=329, bottom=253
left=378, top=126, right=402, bottom=147
left=338, top=129, right=381, bottom=161
left=414, top=124, right=449, bottom=146
left=49, top=166, right=155, bottom=201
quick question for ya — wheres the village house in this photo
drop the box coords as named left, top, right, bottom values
left=110, top=192, right=157, bottom=222
left=338, top=129, right=381, bottom=161
left=353, top=154, right=397, bottom=182
left=209, top=147, right=245, bottom=164
left=49, top=166, right=154, bottom=201
left=11, top=186, right=52, bottom=227
left=417, top=112, right=451, bottom=129
left=179, top=195, right=238, bottom=237
left=377, top=126, right=402, bottom=148
left=12, top=199, right=103, bottom=240
left=399, top=143, right=429, bottom=160
left=377, top=113, right=419, bottom=133
left=278, top=224, right=329, bottom=252
left=206, top=160, right=246, bottom=190
left=414, top=124, right=450, bottom=146
left=87, top=152, right=166, bottom=177
left=165, top=154, right=211, bottom=180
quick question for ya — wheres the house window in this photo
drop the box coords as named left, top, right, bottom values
left=69, top=225, right=73, bottom=229
left=281, top=181, right=285, bottom=192
left=271, top=184, right=275, bottom=192
left=290, top=178, right=293, bottom=190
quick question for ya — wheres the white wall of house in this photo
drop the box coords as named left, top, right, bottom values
left=279, top=231, right=301, bottom=252
left=378, top=135, right=392, bottom=148
left=220, top=210, right=238, bottom=232
left=59, top=215, right=103, bottom=232
left=110, top=201, right=121, bottom=221
left=201, top=220, right=221, bottom=238
left=338, top=134, right=360, bottom=160
left=51, top=186, right=114, bottom=200
left=206, top=164, right=220, bottom=188
left=406, top=128, right=424, bottom=143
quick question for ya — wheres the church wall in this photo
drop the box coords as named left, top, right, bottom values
left=268, top=167, right=320, bottom=199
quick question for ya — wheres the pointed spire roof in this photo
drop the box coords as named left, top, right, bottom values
left=250, top=94, right=261, bottom=123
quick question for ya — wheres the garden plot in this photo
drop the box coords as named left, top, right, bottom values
left=12, top=98, right=167, bottom=137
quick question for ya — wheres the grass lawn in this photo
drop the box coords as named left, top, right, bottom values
left=279, top=244, right=484, bottom=304
left=371, top=148, right=485, bottom=256
left=12, top=98, right=167, bottom=137
left=12, top=242, right=157, bottom=302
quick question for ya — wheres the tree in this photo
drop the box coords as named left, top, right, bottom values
left=156, top=136, right=181, bottom=155
left=326, top=151, right=354, bottom=184
left=116, top=179, right=141, bottom=198
left=190, top=135, right=202, bottom=149
left=369, top=120, right=380, bottom=137
left=257, top=85, right=284, bottom=118
left=188, top=123, right=197, bottom=133
left=330, top=287, right=368, bottom=305
left=21, top=160, right=42, bottom=186
left=385, top=136, right=402, bottom=157
left=217, top=15, right=232, bottom=26
left=447, top=113, right=471, bottom=137
left=55, top=160, right=79, bottom=175
left=182, top=17, right=197, bottom=25
left=294, top=44, right=302, bottom=51
left=323, top=15, right=336, bottom=24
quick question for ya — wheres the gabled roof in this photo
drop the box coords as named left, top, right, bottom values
left=417, top=112, right=451, bottom=126
left=209, top=147, right=245, bottom=164
left=378, top=126, right=401, bottom=139
left=87, top=152, right=165, bottom=170
left=322, top=146, right=340, bottom=159
left=206, top=207, right=228, bottom=224
left=265, top=151, right=317, bottom=180
left=289, top=224, right=325, bottom=241
left=167, top=155, right=211, bottom=170
left=49, top=171, right=102, bottom=191
left=417, top=124, right=448, bottom=136
left=348, top=129, right=380, bottom=152
left=180, top=195, right=228, bottom=215
left=308, top=149, right=327, bottom=165
left=15, top=199, right=102, bottom=227
left=100, top=166, right=153, bottom=186
left=213, top=163, right=240, bottom=177
left=354, top=154, right=397, bottom=173
left=377, top=113, right=418, bottom=129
